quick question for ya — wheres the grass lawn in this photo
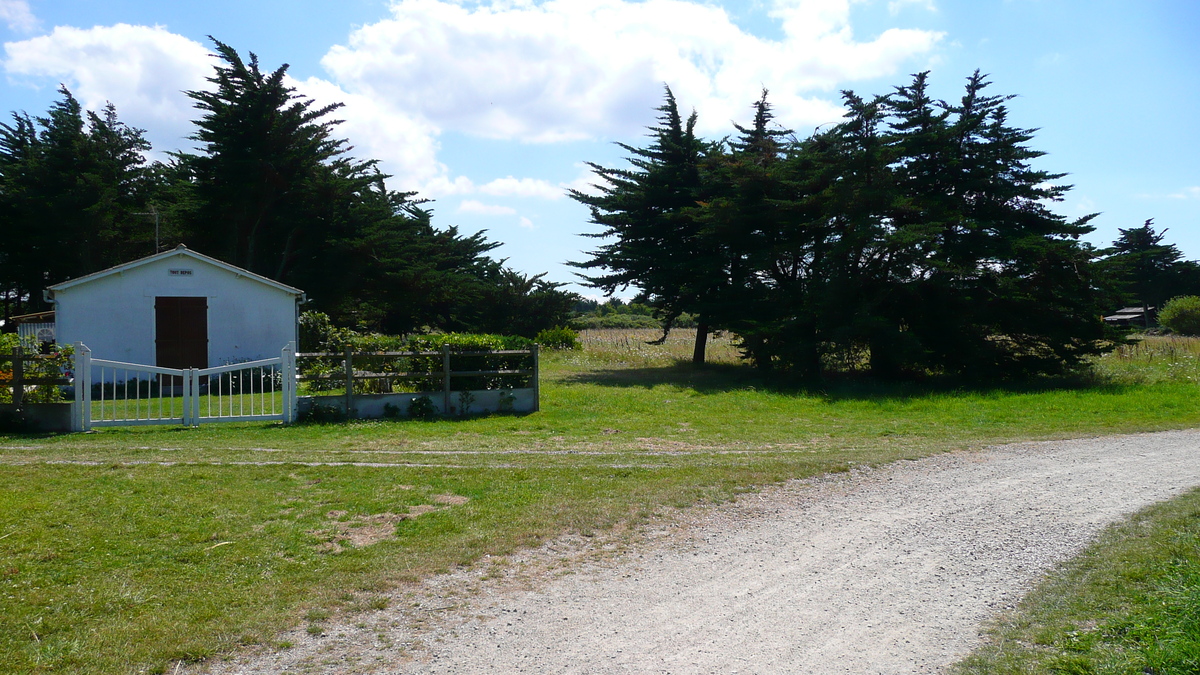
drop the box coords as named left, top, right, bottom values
left=952, top=486, right=1200, bottom=674
left=2, top=331, right=1199, bottom=674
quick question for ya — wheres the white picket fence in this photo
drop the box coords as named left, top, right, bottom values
left=74, top=342, right=297, bottom=430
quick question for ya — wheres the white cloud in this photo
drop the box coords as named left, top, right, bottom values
left=1169, top=186, right=1200, bottom=200
left=480, top=176, right=565, bottom=200
left=519, top=216, right=535, bottom=229
left=321, top=0, right=944, bottom=141
left=559, top=164, right=606, bottom=197
left=887, top=0, right=936, bottom=14
left=458, top=199, right=518, bottom=216
left=0, top=0, right=37, bottom=32
left=2, top=2, right=944, bottom=198
left=3, top=24, right=213, bottom=148
left=290, top=75, right=456, bottom=193
left=0, top=24, right=469, bottom=194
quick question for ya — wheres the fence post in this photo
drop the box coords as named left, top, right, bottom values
left=282, top=342, right=296, bottom=424
left=186, top=367, right=200, bottom=426
left=74, top=343, right=91, bottom=431
left=531, top=344, right=540, bottom=413
left=442, top=343, right=452, bottom=415
left=182, top=368, right=190, bottom=426
left=11, top=346, right=23, bottom=408
left=344, top=345, right=354, bottom=420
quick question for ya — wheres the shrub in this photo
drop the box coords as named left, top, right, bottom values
left=296, top=331, right=538, bottom=395
left=534, top=326, right=581, bottom=350
left=407, top=395, right=437, bottom=420
left=0, top=335, right=72, bottom=404
left=298, top=311, right=357, bottom=353
left=298, top=401, right=344, bottom=424
left=1159, top=296, right=1200, bottom=335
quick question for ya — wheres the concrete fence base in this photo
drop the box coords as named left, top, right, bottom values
left=298, top=388, right=536, bottom=419
left=0, top=402, right=77, bottom=432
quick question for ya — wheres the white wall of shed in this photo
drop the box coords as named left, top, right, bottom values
left=53, top=251, right=299, bottom=365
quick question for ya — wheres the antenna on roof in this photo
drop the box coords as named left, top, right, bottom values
left=132, top=205, right=161, bottom=253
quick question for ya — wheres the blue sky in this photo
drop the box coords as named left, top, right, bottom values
left=2, top=0, right=1197, bottom=299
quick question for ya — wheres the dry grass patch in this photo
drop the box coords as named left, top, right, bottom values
left=310, top=496, right=471, bottom=553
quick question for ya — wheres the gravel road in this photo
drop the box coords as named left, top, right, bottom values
left=202, top=429, right=1200, bottom=674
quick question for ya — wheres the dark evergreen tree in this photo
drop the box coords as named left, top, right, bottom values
left=570, top=87, right=714, bottom=361
left=692, top=90, right=798, bottom=369
left=172, top=39, right=575, bottom=337
left=575, top=72, right=1112, bottom=379
left=176, top=38, right=357, bottom=282
left=893, top=71, right=1108, bottom=376
left=1099, top=220, right=1200, bottom=316
left=0, top=88, right=159, bottom=322
left=471, top=268, right=579, bottom=338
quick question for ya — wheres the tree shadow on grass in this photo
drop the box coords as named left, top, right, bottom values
left=555, top=359, right=1135, bottom=402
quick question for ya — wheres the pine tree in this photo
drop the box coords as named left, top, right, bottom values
left=0, top=88, right=158, bottom=321
left=1100, top=220, right=1199, bottom=316
left=177, top=38, right=356, bottom=281
left=887, top=71, right=1107, bottom=376
left=570, top=86, right=713, bottom=361
left=693, top=90, right=797, bottom=369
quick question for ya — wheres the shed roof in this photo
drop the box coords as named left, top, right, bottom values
left=8, top=310, right=56, bottom=323
left=46, top=245, right=304, bottom=297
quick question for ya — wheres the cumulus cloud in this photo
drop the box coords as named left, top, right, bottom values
left=321, top=0, right=944, bottom=141
left=479, top=176, right=566, bottom=200
left=3, top=24, right=213, bottom=147
left=887, top=0, right=936, bottom=15
left=0, top=24, right=468, bottom=192
left=2, top=1, right=944, bottom=196
left=458, top=199, right=518, bottom=216
left=519, top=216, right=535, bottom=229
left=290, top=76, right=453, bottom=192
left=0, top=0, right=37, bottom=32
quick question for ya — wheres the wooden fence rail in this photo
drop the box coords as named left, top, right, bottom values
left=0, top=347, right=71, bottom=407
left=296, top=344, right=539, bottom=414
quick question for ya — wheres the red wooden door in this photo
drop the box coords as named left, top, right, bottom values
left=155, top=296, right=208, bottom=369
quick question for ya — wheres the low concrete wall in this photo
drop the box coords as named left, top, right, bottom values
left=298, top=388, right=536, bottom=419
left=0, top=402, right=76, bottom=432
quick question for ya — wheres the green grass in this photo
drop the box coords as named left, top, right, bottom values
left=1, top=330, right=1198, bottom=674
left=88, top=391, right=286, bottom=422
left=952, top=487, right=1200, bottom=674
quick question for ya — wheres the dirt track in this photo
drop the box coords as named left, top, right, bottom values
left=201, top=429, right=1200, bottom=674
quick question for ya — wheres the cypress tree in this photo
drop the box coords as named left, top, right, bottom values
left=571, top=86, right=713, bottom=361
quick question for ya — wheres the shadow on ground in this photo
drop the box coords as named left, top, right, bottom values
left=555, top=360, right=1131, bottom=402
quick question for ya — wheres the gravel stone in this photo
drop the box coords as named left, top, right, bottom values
left=197, top=429, right=1200, bottom=674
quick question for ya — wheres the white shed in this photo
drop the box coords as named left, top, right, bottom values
left=44, top=245, right=305, bottom=368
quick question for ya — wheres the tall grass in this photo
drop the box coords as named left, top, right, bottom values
left=1090, top=335, right=1200, bottom=384
left=573, top=328, right=743, bottom=367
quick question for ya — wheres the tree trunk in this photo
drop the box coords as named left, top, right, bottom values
left=692, top=320, right=709, bottom=364
left=869, top=326, right=901, bottom=379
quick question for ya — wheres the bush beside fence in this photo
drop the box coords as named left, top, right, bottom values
left=297, top=342, right=539, bottom=419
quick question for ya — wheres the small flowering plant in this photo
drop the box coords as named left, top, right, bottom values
left=0, top=334, right=74, bottom=404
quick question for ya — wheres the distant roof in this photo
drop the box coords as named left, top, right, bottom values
left=8, top=310, right=55, bottom=323
left=46, top=245, right=304, bottom=296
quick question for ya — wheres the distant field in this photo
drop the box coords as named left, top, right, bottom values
left=2, top=331, right=1198, bottom=674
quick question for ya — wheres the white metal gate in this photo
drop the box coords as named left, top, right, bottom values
left=74, top=342, right=297, bottom=430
